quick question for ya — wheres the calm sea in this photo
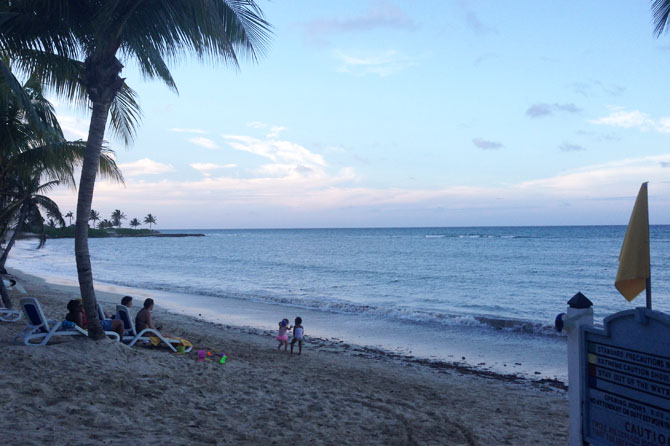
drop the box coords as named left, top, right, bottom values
left=9, top=226, right=670, bottom=381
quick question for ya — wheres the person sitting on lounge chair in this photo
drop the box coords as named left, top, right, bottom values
left=66, top=300, right=124, bottom=339
left=135, top=298, right=158, bottom=332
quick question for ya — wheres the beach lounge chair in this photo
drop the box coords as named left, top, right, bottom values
left=97, top=303, right=109, bottom=322
left=0, top=301, right=21, bottom=322
left=116, top=304, right=191, bottom=352
left=3, top=278, right=26, bottom=294
left=1, top=280, right=21, bottom=321
left=17, top=297, right=120, bottom=346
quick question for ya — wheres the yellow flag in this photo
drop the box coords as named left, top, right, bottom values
left=615, top=183, right=650, bottom=302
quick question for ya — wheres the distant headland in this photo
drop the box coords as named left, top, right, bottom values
left=23, top=227, right=205, bottom=239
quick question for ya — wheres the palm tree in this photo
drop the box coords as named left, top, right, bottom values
left=144, top=213, right=157, bottom=230
left=0, top=71, right=122, bottom=308
left=653, top=1, right=670, bottom=35
left=98, top=219, right=112, bottom=230
left=64, top=211, right=74, bottom=226
left=0, top=176, right=64, bottom=279
left=129, top=218, right=141, bottom=230
left=89, top=209, right=100, bottom=228
left=110, top=209, right=126, bottom=228
left=1, top=1, right=271, bottom=340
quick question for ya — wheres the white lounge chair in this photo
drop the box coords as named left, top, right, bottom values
left=17, top=297, right=120, bottom=346
left=116, top=304, right=191, bottom=352
left=0, top=280, right=21, bottom=322
left=0, top=303, right=21, bottom=322
left=97, top=302, right=110, bottom=322
left=3, top=278, right=26, bottom=294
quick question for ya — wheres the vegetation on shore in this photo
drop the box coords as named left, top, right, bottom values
left=43, top=226, right=157, bottom=238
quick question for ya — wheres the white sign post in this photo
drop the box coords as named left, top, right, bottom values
left=560, top=294, right=595, bottom=446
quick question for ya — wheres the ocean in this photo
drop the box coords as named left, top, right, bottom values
left=8, top=225, right=670, bottom=382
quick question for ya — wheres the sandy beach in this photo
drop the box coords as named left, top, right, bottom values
left=0, top=269, right=569, bottom=445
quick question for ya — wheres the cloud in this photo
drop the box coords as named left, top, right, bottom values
left=188, top=137, right=220, bottom=150
left=190, top=163, right=237, bottom=176
left=575, top=130, right=621, bottom=142
left=247, top=121, right=266, bottom=129
left=559, top=142, right=586, bottom=152
left=56, top=115, right=89, bottom=140
left=464, top=10, right=497, bottom=35
left=267, top=126, right=287, bottom=139
left=118, top=158, right=174, bottom=177
left=334, top=49, right=415, bottom=77
left=590, top=108, right=670, bottom=133
left=571, top=80, right=626, bottom=97
left=51, top=154, right=670, bottom=228
left=300, top=1, right=416, bottom=45
left=472, top=138, right=503, bottom=150
left=526, top=103, right=581, bottom=118
left=170, top=128, right=207, bottom=134
left=222, top=134, right=326, bottom=167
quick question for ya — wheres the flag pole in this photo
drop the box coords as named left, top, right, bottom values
left=645, top=182, right=651, bottom=311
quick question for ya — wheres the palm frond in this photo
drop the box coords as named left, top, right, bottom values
left=99, top=148, right=125, bottom=184
left=108, top=82, right=142, bottom=145
left=652, top=0, right=670, bottom=36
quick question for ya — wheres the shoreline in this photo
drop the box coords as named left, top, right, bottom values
left=9, top=264, right=568, bottom=386
left=1, top=267, right=569, bottom=444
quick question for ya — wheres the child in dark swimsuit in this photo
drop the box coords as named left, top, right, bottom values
left=290, top=317, right=304, bottom=355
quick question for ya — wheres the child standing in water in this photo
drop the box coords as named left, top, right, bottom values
left=276, top=318, right=291, bottom=351
left=290, top=317, right=304, bottom=355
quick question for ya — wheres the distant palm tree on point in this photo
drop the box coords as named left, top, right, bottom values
left=89, top=210, right=100, bottom=229
left=144, top=214, right=157, bottom=230
left=65, top=211, right=74, bottom=226
left=129, top=218, right=140, bottom=230
left=111, top=209, right=126, bottom=228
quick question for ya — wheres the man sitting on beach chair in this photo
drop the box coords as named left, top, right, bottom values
left=116, top=299, right=192, bottom=352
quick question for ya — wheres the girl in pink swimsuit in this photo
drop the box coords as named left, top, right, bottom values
left=276, top=318, right=291, bottom=351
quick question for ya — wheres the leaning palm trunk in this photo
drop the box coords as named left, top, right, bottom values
left=75, top=58, right=125, bottom=340
left=0, top=203, right=29, bottom=308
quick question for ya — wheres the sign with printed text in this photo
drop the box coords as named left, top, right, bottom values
left=582, top=309, right=670, bottom=446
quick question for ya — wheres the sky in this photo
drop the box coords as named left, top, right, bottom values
left=47, top=0, right=670, bottom=229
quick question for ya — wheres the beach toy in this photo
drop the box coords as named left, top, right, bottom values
left=197, top=350, right=206, bottom=362
left=176, top=345, right=185, bottom=354
left=219, top=352, right=227, bottom=364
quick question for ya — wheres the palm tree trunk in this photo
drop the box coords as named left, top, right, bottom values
left=76, top=56, right=124, bottom=341
left=75, top=101, right=110, bottom=340
left=0, top=202, right=28, bottom=308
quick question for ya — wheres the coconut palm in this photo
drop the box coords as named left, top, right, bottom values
left=144, top=213, right=157, bottom=230
left=110, top=209, right=126, bottom=228
left=1, top=1, right=271, bottom=339
left=0, top=177, right=64, bottom=289
left=0, top=71, right=123, bottom=308
left=98, top=219, right=112, bottom=230
left=89, top=209, right=100, bottom=228
left=64, top=211, right=74, bottom=226
left=129, top=217, right=141, bottom=229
